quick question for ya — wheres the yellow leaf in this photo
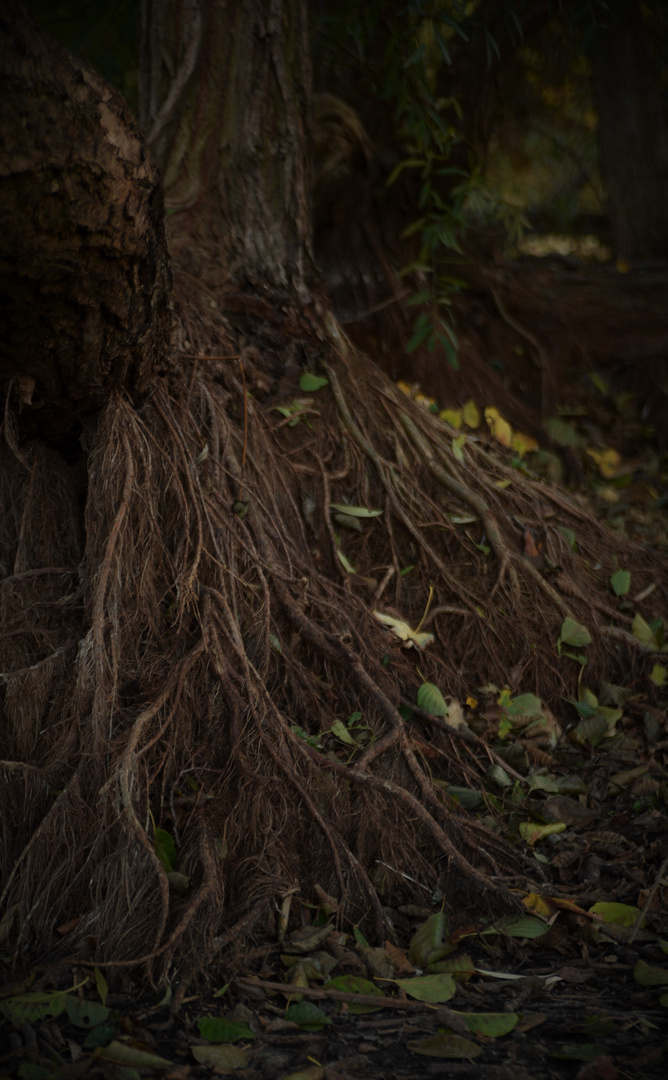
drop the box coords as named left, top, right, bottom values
left=373, top=611, right=434, bottom=650
left=415, top=393, right=436, bottom=408
left=616, top=258, right=629, bottom=273
left=484, top=407, right=512, bottom=448
left=519, top=821, right=566, bottom=845
left=494, top=479, right=511, bottom=488
left=598, top=486, right=620, bottom=503
left=586, top=447, right=621, bottom=479
left=462, top=399, right=481, bottom=428
left=511, top=431, right=538, bottom=455
left=397, top=380, right=413, bottom=396
left=523, top=893, right=554, bottom=918
left=650, top=664, right=667, bottom=687
left=439, top=408, right=462, bottom=428
left=465, top=696, right=477, bottom=708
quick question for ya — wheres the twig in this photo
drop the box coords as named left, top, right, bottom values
left=147, top=0, right=202, bottom=150
left=342, top=289, right=411, bottom=325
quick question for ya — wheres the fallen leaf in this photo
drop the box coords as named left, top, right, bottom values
left=586, top=447, right=620, bottom=478
left=456, top=1011, right=518, bottom=1037
left=407, top=1033, right=482, bottom=1058
left=191, top=1043, right=249, bottom=1070
left=484, top=407, right=512, bottom=448
left=462, top=399, right=481, bottom=428
left=633, top=960, right=668, bottom=986
left=416, top=682, right=448, bottom=716
left=299, top=373, right=329, bottom=392
left=373, top=611, right=435, bottom=650
left=197, top=1017, right=254, bottom=1042
left=393, top=973, right=456, bottom=1003
left=329, top=503, right=383, bottom=518
left=559, top=617, right=592, bottom=647
left=96, top=1041, right=173, bottom=1068
left=439, top=408, right=462, bottom=428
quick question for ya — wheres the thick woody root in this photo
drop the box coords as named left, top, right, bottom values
left=1, top=325, right=666, bottom=988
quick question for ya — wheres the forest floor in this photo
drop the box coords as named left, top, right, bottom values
left=2, top=327, right=668, bottom=1080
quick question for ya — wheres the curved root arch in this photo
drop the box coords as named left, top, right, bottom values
left=1, top=323, right=666, bottom=986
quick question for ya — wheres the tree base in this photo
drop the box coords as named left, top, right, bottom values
left=1, top=303, right=666, bottom=990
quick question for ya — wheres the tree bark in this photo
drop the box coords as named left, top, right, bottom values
left=590, top=0, right=668, bottom=260
left=140, top=0, right=313, bottom=298
left=0, top=1, right=171, bottom=439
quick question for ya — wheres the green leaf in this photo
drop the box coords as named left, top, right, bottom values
left=167, top=870, right=190, bottom=895
left=334, top=512, right=363, bottom=532
left=94, top=966, right=109, bottom=1007
left=633, top=960, right=668, bottom=986
left=575, top=715, right=609, bottom=747
left=197, top=1017, right=254, bottom=1042
left=650, top=664, right=667, bottom=687
left=284, top=1002, right=332, bottom=1031
left=94, top=1041, right=172, bottom=1068
left=17, top=1067, right=55, bottom=1080
left=394, top=973, right=455, bottom=1003
left=489, top=915, right=550, bottom=939
left=324, top=975, right=383, bottom=1014
left=299, top=373, right=329, bottom=392
left=329, top=503, right=383, bottom=518
left=451, top=435, right=466, bottom=462
left=633, top=613, right=657, bottom=647
left=559, top=617, right=591, bottom=647
left=504, top=693, right=544, bottom=717
left=518, top=821, right=566, bottom=845
left=610, top=570, right=630, bottom=596
left=83, top=1022, right=118, bottom=1049
left=456, top=1012, right=518, bottom=1037
left=407, top=1034, right=482, bottom=1058
left=66, top=996, right=111, bottom=1029
left=443, top=786, right=483, bottom=810
left=0, top=990, right=69, bottom=1024
left=408, top=912, right=452, bottom=967
left=269, top=634, right=283, bottom=654
left=154, top=827, right=176, bottom=872
left=550, top=1044, right=606, bottom=1062
left=527, top=774, right=562, bottom=794
left=406, top=321, right=432, bottom=353
left=191, top=1045, right=250, bottom=1069
left=485, top=763, right=512, bottom=788
left=337, top=549, right=356, bottom=574
left=426, top=954, right=475, bottom=982
left=544, top=417, right=582, bottom=447
left=417, top=682, right=448, bottom=717
left=353, top=925, right=369, bottom=947
left=589, top=902, right=642, bottom=927
left=330, top=718, right=355, bottom=745
left=558, top=526, right=577, bottom=550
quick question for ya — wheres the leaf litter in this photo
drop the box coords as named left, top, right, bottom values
left=3, top=367, right=668, bottom=1078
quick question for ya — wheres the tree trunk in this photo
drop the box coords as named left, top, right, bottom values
left=590, top=0, right=668, bottom=261
left=140, top=0, right=313, bottom=298
left=0, top=1, right=170, bottom=440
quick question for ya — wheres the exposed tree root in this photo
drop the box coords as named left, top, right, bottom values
left=1, top=305, right=666, bottom=993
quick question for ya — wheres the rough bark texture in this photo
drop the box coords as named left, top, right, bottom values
left=140, top=0, right=313, bottom=297
left=590, top=0, right=668, bottom=260
left=0, top=1, right=171, bottom=439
